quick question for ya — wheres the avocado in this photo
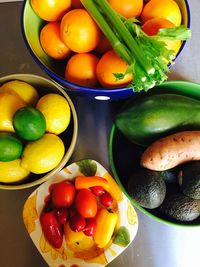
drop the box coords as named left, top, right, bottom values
left=178, top=161, right=200, bottom=200
left=160, top=169, right=178, bottom=184
left=160, top=193, right=200, bottom=222
left=127, top=168, right=166, bottom=209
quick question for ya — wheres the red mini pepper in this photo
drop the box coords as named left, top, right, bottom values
left=40, top=210, right=63, bottom=248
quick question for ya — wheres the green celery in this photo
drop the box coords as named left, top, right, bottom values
left=94, top=0, right=154, bottom=75
left=80, top=0, right=191, bottom=92
left=80, top=0, right=132, bottom=64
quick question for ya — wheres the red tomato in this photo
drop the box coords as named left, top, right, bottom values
left=51, top=181, right=76, bottom=208
left=83, top=218, right=96, bottom=236
left=90, top=186, right=105, bottom=196
left=56, top=208, right=69, bottom=225
left=100, top=192, right=113, bottom=207
left=69, top=213, right=86, bottom=232
left=75, top=189, right=98, bottom=218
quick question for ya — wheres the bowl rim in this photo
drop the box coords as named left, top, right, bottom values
left=0, top=73, right=78, bottom=190
left=20, top=0, right=191, bottom=94
left=109, top=80, right=200, bottom=228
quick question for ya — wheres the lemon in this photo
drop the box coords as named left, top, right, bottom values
left=0, top=92, right=26, bottom=132
left=36, top=93, right=71, bottom=135
left=21, top=133, right=65, bottom=174
left=1, top=80, right=39, bottom=105
left=13, top=107, right=46, bottom=141
left=0, top=159, right=30, bottom=183
left=0, top=133, right=23, bottom=162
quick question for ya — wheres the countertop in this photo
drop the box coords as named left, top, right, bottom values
left=0, top=1, right=200, bottom=267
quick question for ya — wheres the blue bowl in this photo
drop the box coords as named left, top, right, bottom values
left=21, top=0, right=190, bottom=100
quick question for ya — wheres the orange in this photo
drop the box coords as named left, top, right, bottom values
left=71, top=0, right=83, bottom=9
left=65, top=53, right=99, bottom=87
left=141, top=0, right=182, bottom=26
left=60, top=9, right=101, bottom=53
left=108, top=0, right=143, bottom=18
left=142, top=18, right=181, bottom=55
left=96, top=49, right=133, bottom=88
left=95, top=35, right=112, bottom=56
left=31, top=0, right=71, bottom=21
left=40, top=22, right=71, bottom=59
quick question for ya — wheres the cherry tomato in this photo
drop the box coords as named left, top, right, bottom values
left=75, top=189, right=98, bottom=218
left=83, top=218, right=96, bottom=236
left=51, top=181, right=76, bottom=208
left=40, top=210, right=63, bottom=248
left=100, top=192, right=113, bottom=207
left=56, top=208, right=69, bottom=225
left=69, top=213, right=86, bottom=232
left=90, top=186, right=105, bottom=196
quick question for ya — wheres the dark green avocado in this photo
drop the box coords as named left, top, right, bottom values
left=127, top=168, right=166, bottom=209
left=160, top=193, right=200, bottom=222
left=178, top=161, right=200, bottom=200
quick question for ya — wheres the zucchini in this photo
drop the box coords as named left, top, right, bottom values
left=115, top=94, right=200, bottom=146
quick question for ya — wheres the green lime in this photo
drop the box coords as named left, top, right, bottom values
left=13, top=107, right=46, bottom=141
left=0, top=133, right=23, bottom=162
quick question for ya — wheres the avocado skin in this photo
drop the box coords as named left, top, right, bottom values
left=128, top=168, right=166, bottom=209
left=178, top=161, right=200, bottom=200
left=160, top=193, right=200, bottom=222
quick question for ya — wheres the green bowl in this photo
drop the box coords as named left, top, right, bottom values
left=0, top=74, right=78, bottom=190
left=109, top=80, right=200, bottom=227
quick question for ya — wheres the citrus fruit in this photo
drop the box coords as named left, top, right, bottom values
left=0, top=159, right=30, bottom=183
left=95, top=35, right=112, bottom=56
left=0, top=133, right=23, bottom=162
left=31, top=0, right=71, bottom=21
left=1, top=80, right=39, bottom=105
left=60, top=9, right=101, bottom=53
left=141, top=0, right=182, bottom=27
left=65, top=53, right=99, bottom=87
left=21, top=133, right=65, bottom=174
left=36, top=93, right=71, bottom=135
left=142, top=18, right=181, bottom=55
left=108, top=0, right=143, bottom=18
left=96, top=49, right=133, bottom=88
left=71, top=0, right=83, bottom=9
left=13, top=107, right=46, bottom=141
left=0, top=92, right=26, bottom=132
left=40, top=22, right=71, bottom=60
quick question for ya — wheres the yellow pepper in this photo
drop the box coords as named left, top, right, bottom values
left=64, top=223, right=85, bottom=244
left=94, top=208, right=118, bottom=248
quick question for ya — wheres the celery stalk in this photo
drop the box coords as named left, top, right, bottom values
left=80, top=0, right=191, bottom=92
left=94, top=0, right=155, bottom=75
left=80, top=0, right=132, bottom=64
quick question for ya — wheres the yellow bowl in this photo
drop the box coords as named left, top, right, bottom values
left=0, top=73, right=78, bottom=190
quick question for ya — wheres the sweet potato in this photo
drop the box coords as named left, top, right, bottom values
left=140, top=131, right=200, bottom=171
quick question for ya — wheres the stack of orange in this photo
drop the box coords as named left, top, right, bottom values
left=31, top=0, right=182, bottom=88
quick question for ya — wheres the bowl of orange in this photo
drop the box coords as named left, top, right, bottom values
left=0, top=73, right=78, bottom=190
left=21, top=0, right=190, bottom=100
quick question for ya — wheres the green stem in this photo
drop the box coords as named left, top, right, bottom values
left=94, top=0, right=155, bottom=75
left=81, top=0, right=132, bottom=64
